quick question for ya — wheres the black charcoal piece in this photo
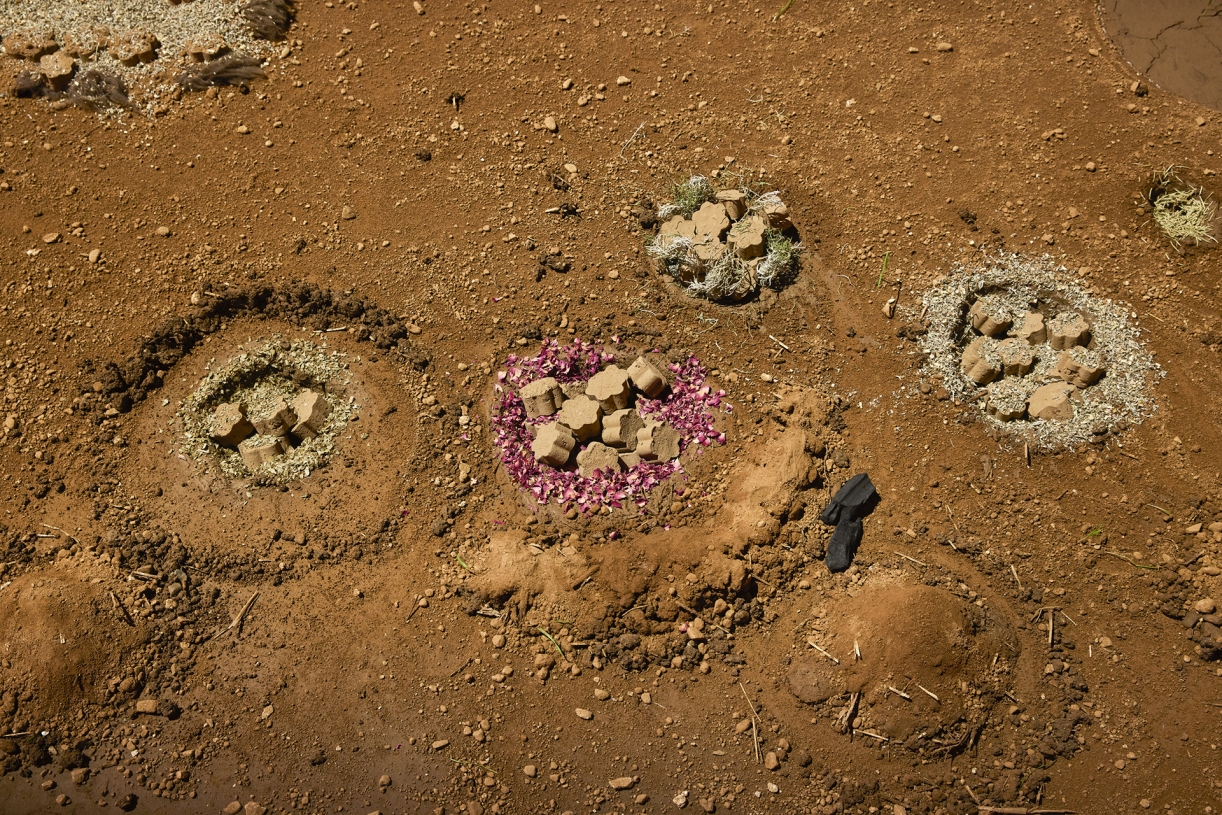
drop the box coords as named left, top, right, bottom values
left=826, top=518, right=863, bottom=573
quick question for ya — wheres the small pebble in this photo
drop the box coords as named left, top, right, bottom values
left=575, top=708, right=593, bottom=720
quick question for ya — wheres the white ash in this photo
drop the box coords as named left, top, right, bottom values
left=178, top=339, right=353, bottom=484
left=914, top=252, right=1162, bottom=449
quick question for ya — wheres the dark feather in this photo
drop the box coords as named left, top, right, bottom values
left=242, top=0, right=293, bottom=40
left=65, top=70, right=129, bottom=109
left=176, top=55, right=267, bottom=92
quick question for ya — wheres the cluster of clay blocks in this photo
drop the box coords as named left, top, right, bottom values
left=1, top=26, right=230, bottom=90
left=961, top=296, right=1106, bottom=422
left=521, top=357, right=680, bottom=476
left=650, top=188, right=796, bottom=302
left=208, top=390, right=331, bottom=471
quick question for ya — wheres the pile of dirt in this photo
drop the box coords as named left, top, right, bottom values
left=789, top=582, right=1018, bottom=753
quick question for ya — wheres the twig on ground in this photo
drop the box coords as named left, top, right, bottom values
left=738, top=682, right=762, bottom=763
left=1010, top=564, right=1023, bottom=591
left=895, top=551, right=927, bottom=567
left=887, top=686, right=912, bottom=700
left=227, top=591, right=259, bottom=633
left=405, top=595, right=423, bottom=622
left=1101, top=551, right=1157, bottom=570
left=768, top=334, right=791, bottom=351
left=620, top=122, right=646, bottom=156
left=917, top=684, right=940, bottom=703
left=110, top=591, right=135, bottom=627
left=807, top=639, right=840, bottom=665
left=857, top=730, right=889, bottom=742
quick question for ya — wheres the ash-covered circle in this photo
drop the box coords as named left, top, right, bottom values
left=178, top=339, right=354, bottom=483
left=918, top=253, right=1161, bottom=448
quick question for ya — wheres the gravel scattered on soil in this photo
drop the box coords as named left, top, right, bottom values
left=916, top=252, right=1162, bottom=449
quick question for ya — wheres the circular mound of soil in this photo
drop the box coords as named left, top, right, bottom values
left=1102, top=0, right=1222, bottom=111
left=0, top=568, right=146, bottom=733
left=917, top=253, right=1160, bottom=448
left=179, top=338, right=354, bottom=484
left=790, top=583, right=1018, bottom=750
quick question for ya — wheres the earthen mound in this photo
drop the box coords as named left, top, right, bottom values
left=0, top=567, right=147, bottom=733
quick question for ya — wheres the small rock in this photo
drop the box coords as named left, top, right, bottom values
left=88, top=248, right=102, bottom=263
left=245, top=803, right=267, bottom=815
left=156, top=225, right=171, bottom=237
left=1195, top=598, right=1217, bottom=614
left=134, top=699, right=162, bottom=715
left=575, top=708, right=593, bottom=720
left=699, top=798, right=717, bottom=813
left=609, top=777, right=635, bottom=790
left=616, top=75, right=632, bottom=86
left=564, top=162, right=578, bottom=174
left=673, top=790, right=689, bottom=808
left=543, top=116, right=558, bottom=133
left=70, top=767, right=90, bottom=785
left=523, top=764, right=537, bottom=777
left=431, top=740, right=449, bottom=750
left=764, top=751, right=780, bottom=770
left=1196, top=116, right=1207, bottom=127
left=935, top=41, right=953, bottom=51
left=491, top=634, right=505, bottom=648
left=593, top=688, right=610, bottom=700
left=261, top=704, right=274, bottom=720
left=42, top=232, right=61, bottom=244
left=223, top=803, right=243, bottom=815
left=1085, top=162, right=1097, bottom=172
left=342, top=205, right=357, bottom=220
left=378, top=774, right=392, bottom=788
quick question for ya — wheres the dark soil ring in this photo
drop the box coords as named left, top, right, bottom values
left=78, top=281, right=427, bottom=413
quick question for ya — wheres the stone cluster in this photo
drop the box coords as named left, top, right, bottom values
left=961, top=296, right=1107, bottom=423
left=523, top=357, right=681, bottom=476
left=653, top=188, right=796, bottom=302
left=208, top=389, right=331, bottom=472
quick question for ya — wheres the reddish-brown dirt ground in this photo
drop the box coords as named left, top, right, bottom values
left=1, top=2, right=1221, bottom=815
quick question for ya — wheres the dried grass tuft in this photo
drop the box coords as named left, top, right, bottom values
left=242, top=0, right=293, bottom=40
left=177, top=55, right=267, bottom=91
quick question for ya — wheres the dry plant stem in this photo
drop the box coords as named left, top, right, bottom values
left=737, top=682, right=762, bottom=763
left=227, top=591, right=260, bottom=633
left=917, top=684, right=940, bottom=703
left=807, top=639, right=840, bottom=664
left=895, top=551, right=927, bottom=567
left=110, top=591, right=135, bottom=626
left=1010, top=564, right=1023, bottom=591
left=888, top=686, right=912, bottom=700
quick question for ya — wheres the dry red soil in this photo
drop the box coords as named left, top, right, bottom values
left=1, top=2, right=1220, bottom=815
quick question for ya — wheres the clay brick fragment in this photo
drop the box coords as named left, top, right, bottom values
left=1028, top=382, right=1076, bottom=421
left=602, top=408, right=645, bottom=450
left=728, top=215, right=767, bottom=260
left=239, top=436, right=290, bottom=470
left=252, top=399, right=296, bottom=437
left=692, top=201, right=730, bottom=238
left=968, top=299, right=1012, bottom=337
left=530, top=421, right=576, bottom=468
left=997, top=338, right=1036, bottom=377
left=716, top=189, right=748, bottom=220
left=636, top=420, right=680, bottom=462
left=291, top=390, right=331, bottom=439
left=557, top=396, right=602, bottom=442
left=1048, top=312, right=1091, bottom=350
left=627, top=357, right=668, bottom=398
left=520, top=376, right=565, bottom=419
left=586, top=365, right=631, bottom=412
left=576, top=442, right=623, bottom=477
left=960, top=337, right=1001, bottom=385
left=1055, top=348, right=1105, bottom=388
left=110, top=30, right=159, bottom=66
left=1012, top=311, right=1047, bottom=345
left=209, top=402, right=254, bottom=447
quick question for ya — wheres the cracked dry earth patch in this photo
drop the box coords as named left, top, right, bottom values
left=1103, top=0, right=1222, bottom=110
